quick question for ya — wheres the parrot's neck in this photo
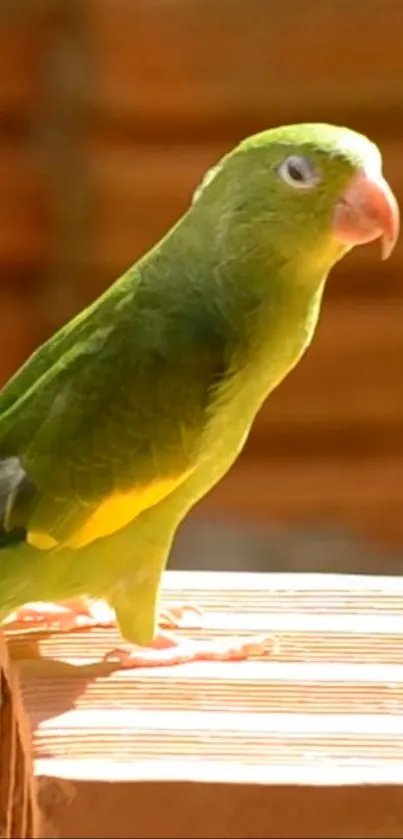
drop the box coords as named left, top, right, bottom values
left=148, top=213, right=329, bottom=397
left=200, top=252, right=328, bottom=464
left=226, top=259, right=327, bottom=411
left=132, top=212, right=332, bottom=428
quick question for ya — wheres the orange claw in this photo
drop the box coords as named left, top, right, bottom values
left=104, top=631, right=275, bottom=668
left=159, top=603, right=204, bottom=630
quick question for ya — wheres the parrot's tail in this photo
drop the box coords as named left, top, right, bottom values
left=0, top=456, right=35, bottom=549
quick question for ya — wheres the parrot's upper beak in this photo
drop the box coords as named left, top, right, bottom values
left=333, top=169, right=400, bottom=260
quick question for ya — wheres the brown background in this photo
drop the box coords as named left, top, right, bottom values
left=4, top=4, right=403, bottom=837
left=2, top=0, right=403, bottom=557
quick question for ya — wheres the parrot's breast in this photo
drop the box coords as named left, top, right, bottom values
left=198, top=283, right=325, bottom=479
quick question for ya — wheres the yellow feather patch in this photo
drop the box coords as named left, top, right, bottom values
left=27, top=532, right=58, bottom=550
left=27, top=473, right=190, bottom=551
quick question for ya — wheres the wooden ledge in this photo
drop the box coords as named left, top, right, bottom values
left=4, top=570, right=403, bottom=789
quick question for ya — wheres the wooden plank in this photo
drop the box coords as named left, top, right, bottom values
left=41, top=779, right=403, bottom=839
left=0, top=142, right=49, bottom=266
left=0, top=288, right=40, bottom=387
left=0, top=634, right=40, bottom=839
left=84, top=0, right=403, bottom=133
left=200, top=455, right=403, bottom=547
left=88, top=142, right=228, bottom=271
left=0, top=5, right=49, bottom=122
left=251, top=300, right=403, bottom=437
left=6, top=571, right=403, bottom=787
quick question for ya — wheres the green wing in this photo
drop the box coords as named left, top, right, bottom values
left=0, top=291, right=227, bottom=550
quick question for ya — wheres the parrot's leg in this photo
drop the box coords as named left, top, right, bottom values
left=101, top=530, right=275, bottom=667
left=104, top=632, right=275, bottom=668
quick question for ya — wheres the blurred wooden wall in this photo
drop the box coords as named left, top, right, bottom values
left=1, top=0, right=403, bottom=548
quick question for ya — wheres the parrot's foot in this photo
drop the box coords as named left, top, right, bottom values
left=1, top=599, right=203, bottom=635
left=104, top=631, right=275, bottom=668
left=1, top=598, right=115, bottom=633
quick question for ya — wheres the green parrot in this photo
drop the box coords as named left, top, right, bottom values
left=0, top=123, right=399, bottom=667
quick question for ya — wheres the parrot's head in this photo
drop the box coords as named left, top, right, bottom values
left=191, top=123, right=399, bottom=280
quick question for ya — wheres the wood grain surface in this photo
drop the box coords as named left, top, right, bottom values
left=5, top=570, right=403, bottom=786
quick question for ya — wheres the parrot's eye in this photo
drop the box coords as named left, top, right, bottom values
left=277, top=155, right=321, bottom=189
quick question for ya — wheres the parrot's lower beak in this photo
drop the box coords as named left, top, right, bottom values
left=333, top=170, right=400, bottom=259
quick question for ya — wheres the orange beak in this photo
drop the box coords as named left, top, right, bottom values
left=333, top=170, right=400, bottom=260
